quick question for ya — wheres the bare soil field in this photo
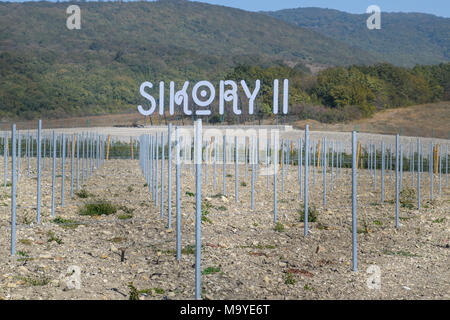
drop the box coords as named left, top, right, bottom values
left=293, top=101, right=450, bottom=139
left=0, top=155, right=448, bottom=300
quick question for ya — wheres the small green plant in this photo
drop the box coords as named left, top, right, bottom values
left=19, top=239, right=32, bottom=245
left=47, top=231, right=63, bottom=244
left=17, top=250, right=29, bottom=257
left=19, top=274, right=50, bottom=286
left=373, top=220, right=383, bottom=226
left=240, top=182, right=247, bottom=187
left=253, top=222, right=258, bottom=227
left=284, top=272, right=296, bottom=285
left=119, top=206, right=135, bottom=214
left=0, top=192, right=11, bottom=200
left=383, top=249, right=418, bottom=257
left=217, top=205, right=227, bottom=211
left=75, top=189, right=90, bottom=199
left=79, top=201, right=117, bottom=216
left=182, top=244, right=196, bottom=255
left=109, top=237, right=127, bottom=243
left=135, top=287, right=163, bottom=295
left=185, top=191, right=195, bottom=197
left=202, top=266, right=221, bottom=275
left=433, top=218, right=445, bottom=223
left=128, top=282, right=140, bottom=300
left=144, top=183, right=148, bottom=187
left=274, top=222, right=284, bottom=232
left=400, top=188, right=416, bottom=209
left=127, top=186, right=134, bottom=192
left=21, top=215, right=33, bottom=225
left=118, top=213, right=133, bottom=220
left=298, top=205, right=318, bottom=222
left=201, top=200, right=212, bottom=224
left=304, top=284, right=312, bottom=291
left=52, top=217, right=81, bottom=229
left=355, top=220, right=371, bottom=234
left=154, top=288, right=165, bottom=294
left=226, top=174, right=232, bottom=178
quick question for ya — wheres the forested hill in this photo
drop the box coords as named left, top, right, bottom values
left=0, top=1, right=381, bottom=119
left=0, top=1, right=448, bottom=121
left=265, top=7, right=450, bottom=67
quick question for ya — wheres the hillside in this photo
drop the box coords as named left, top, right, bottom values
left=265, top=7, right=450, bottom=67
left=0, top=1, right=379, bottom=120
left=293, top=102, right=450, bottom=139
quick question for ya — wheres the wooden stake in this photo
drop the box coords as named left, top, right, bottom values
left=130, top=137, right=134, bottom=160
left=106, top=135, right=111, bottom=160
left=317, top=140, right=321, bottom=169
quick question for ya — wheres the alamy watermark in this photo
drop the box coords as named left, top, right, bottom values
left=367, top=5, right=381, bottom=30
left=66, top=5, right=81, bottom=30
left=366, top=265, right=381, bottom=289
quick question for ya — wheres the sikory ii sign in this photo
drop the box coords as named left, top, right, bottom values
left=137, top=79, right=289, bottom=116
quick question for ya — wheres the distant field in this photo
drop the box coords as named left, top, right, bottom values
left=2, top=102, right=449, bottom=139
left=293, top=102, right=450, bottom=139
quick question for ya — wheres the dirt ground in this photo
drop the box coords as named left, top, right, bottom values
left=0, top=153, right=448, bottom=300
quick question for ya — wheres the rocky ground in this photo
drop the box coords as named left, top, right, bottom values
left=0, top=155, right=448, bottom=300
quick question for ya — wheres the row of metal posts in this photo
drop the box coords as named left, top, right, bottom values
left=135, top=124, right=449, bottom=299
left=8, top=121, right=106, bottom=255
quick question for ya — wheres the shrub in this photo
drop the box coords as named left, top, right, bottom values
left=75, top=189, right=90, bottom=199
left=274, top=222, right=284, bottom=232
left=400, top=188, right=416, bottom=209
left=298, top=205, right=318, bottom=222
left=79, top=201, right=117, bottom=216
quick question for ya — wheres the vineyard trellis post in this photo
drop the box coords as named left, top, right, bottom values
left=304, top=125, right=309, bottom=237
left=11, top=124, right=17, bottom=256
left=352, top=130, right=357, bottom=272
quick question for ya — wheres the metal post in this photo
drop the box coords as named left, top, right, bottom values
left=61, top=133, right=65, bottom=207
left=273, top=130, right=279, bottom=223
left=194, top=119, right=202, bottom=300
left=11, top=124, right=16, bottom=255
left=374, top=144, right=377, bottom=191
left=17, top=133, right=21, bottom=183
left=36, top=120, right=42, bottom=223
left=213, top=137, right=217, bottom=191
left=223, top=135, right=226, bottom=196
left=381, top=141, right=385, bottom=203
left=430, top=142, right=433, bottom=201
left=160, top=133, right=165, bottom=218
left=304, top=125, right=309, bottom=236
left=27, top=131, right=30, bottom=177
left=281, top=140, right=285, bottom=194
left=235, top=136, right=238, bottom=203
left=331, top=141, right=334, bottom=191
left=71, top=134, right=74, bottom=198
left=3, top=131, right=7, bottom=188
left=82, top=133, right=85, bottom=185
left=251, top=136, right=255, bottom=211
left=323, top=138, right=327, bottom=207
left=156, top=133, right=159, bottom=204
left=395, top=134, right=399, bottom=229
left=176, top=127, right=181, bottom=261
left=417, top=139, right=421, bottom=210
left=51, top=131, right=57, bottom=217
left=168, top=124, right=172, bottom=228
left=298, top=138, right=302, bottom=199
left=352, top=131, right=357, bottom=271
left=400, top=144, right=403, bottom=192
left=76, top=133, right=80, bottom=191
